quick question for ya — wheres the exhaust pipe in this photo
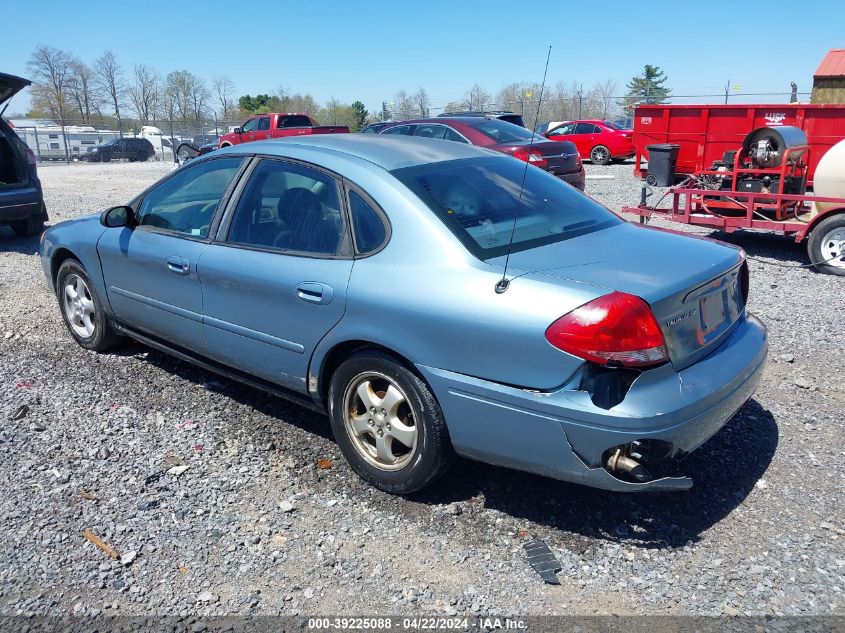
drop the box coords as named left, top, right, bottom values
left=606, top=448, right=652, bottom=483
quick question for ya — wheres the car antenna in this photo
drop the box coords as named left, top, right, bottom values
left=495, top=45, right=552, bottom=294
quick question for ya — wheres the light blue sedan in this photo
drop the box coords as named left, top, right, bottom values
left=40, top=135, right=767, bottom=494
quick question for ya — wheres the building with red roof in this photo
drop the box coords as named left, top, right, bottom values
left=812, top=49, right=845, bottom=104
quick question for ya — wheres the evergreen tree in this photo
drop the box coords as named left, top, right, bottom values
left=622, top=65, right=671, bottom=107
left=351, top=100, right=368, bottom=131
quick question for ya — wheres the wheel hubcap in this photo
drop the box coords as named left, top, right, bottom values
left=593, top=148, right=607, bottom=162
left=820, top=228, right=845, bottom=269
left=63, top=274, right=96, bottom=338
left=343, top=372, right=417, bottom=471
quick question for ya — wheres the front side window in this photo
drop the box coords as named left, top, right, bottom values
left=349, top=190, right=387, bottom=254
left=227, top=159, right=344, bottom=256
left=392, top=156, right=620, bottom=260
left=241, top=118, right=258, bottom=133
left=549, top=123, right=576, bottom=136
left=257, top=117, right=271, bottom=131
left=137, top=157, right=244, bottom=238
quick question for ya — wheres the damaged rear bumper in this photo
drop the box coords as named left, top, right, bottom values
left=417, top=314, right=767, bottom=492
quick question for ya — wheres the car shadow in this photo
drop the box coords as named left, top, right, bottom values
left=0, top=227, right=41, bottom=255
left=702, top=229, right=809, bottom=267
left=118, top=341, right=333, bottom=442
left=115, top=341, right=776, bottom=548
left=410, top=399, right=777, bottom=548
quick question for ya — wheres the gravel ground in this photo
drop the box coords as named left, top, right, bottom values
left=0, top=159, right=843, bottom=618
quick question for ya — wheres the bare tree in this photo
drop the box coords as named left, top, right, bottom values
left=26, top=46, right=73, bottom=124
left=212, top=75, right=235, bottom=119
left=165, top=70, right=208, bottom=125
left=593, top=79, right=618, bottom=119
left=94, top=51, right=125, bottom=134
left=391, top=90, right=417, bottom=120
left=128, top=65, right=160, bottom=125
left=412, top=87, right=430, bottom=117
left=66, top=60, right=99, bottom=125
left=464, top=84, right=491, bottom=111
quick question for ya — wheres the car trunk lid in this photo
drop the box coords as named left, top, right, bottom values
left=0, top=72, right=31, bottom=107
left=494, top=139, right=581, bottom=175
left=488, top=222, right=746, bottom=370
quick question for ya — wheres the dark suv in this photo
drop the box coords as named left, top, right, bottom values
left=84, top=137, right=155, bottom=162
left=1, top=72, right=48, bottom=237
left=437, top=110, right=525, bottom=128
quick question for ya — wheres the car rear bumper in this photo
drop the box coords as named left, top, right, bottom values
left=0, top=184, right=44, bottom=222
left=556, top=168, right=585, bottom=191
left=417, top=313, right=767, bottom=492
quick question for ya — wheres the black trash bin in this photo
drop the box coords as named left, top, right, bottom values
left=645, top=144, right=681, bottom=186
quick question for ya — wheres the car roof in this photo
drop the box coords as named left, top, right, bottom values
left=215, top=134, right=498, bottom=171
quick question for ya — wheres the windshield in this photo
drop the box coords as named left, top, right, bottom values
left=392, top=157, right=621, bottom=259
left=472, top=119, right=543, bottom=144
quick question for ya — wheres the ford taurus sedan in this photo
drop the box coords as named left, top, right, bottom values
left=40, top=135, right=767, bottom=494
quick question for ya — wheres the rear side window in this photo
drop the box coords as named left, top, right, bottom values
left=348, top=190, right=387, bottom=254
left=381, top=125, right=412, bottom=135
left=227, top=159, right=344, bottom=256
left=392, top=156, right=620, bottom=260
left=137, top=157, right=244, bottom=238
left=277, top=115, right=313, bottom=128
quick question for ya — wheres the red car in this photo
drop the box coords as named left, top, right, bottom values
left=544, top=120, right=634, bottom=165
left=218, top=113, right=348, bottom=148
left=379, top=117, right=584, bottom=190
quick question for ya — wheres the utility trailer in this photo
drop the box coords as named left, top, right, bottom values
left=632, top=103, right=845, bottom=186
left=622, top=126, right=845, bottom=276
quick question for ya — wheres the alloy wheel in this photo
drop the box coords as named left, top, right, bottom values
left=63, top=274, right=96, bottom=338
left=342, top=371, right=418, bottom=471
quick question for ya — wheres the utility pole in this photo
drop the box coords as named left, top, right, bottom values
left=724, top=79, right=731, bottom=104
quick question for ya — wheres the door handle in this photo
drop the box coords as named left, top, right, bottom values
left=296, top=282, right=333, bottom=305
left=166, top=256, right=189, bottom=275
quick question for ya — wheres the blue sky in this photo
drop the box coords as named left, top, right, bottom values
left=5, top=0, right=842, bottom=116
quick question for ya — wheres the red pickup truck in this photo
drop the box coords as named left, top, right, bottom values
left=218, top=113, right=349, bottom=147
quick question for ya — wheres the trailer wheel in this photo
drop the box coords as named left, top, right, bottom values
left=808, top=213, right=845, bottom=276
left=590, top=145, right=611, bottom=165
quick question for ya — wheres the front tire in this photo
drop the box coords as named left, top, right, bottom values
left=808, top=213, right=845, bottom=276
left=590, top=145, right=611, bottom=165
left=56, top=259, right=121, bottom=352
left=328, top=351, right=454, bottom=494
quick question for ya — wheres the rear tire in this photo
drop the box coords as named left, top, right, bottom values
left=327, top=351, right=454, bottom=494
left=10, top=214, right=45, bottom=237
left=590, top=145, right=611, bottom=165
left=808, top=213, right=845, bottom=276
left=56, top=259, right=121, bottom=352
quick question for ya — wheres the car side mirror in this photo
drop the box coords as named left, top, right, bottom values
left=233, top=127, right=242, bottom=134
left=100, top=205, right=135, bottom=228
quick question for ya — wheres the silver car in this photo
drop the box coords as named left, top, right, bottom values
left=40, top=135, right=767, bottom=494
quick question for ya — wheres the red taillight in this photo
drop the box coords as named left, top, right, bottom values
left=512, top=148, right=548, bottom=169
left=545, top=291, right=669, bottom=368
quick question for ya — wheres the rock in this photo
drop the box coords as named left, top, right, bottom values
left=793, top=376, right=813, bottom=389
left=167, top=465, right=190, bottom=476
left=197, top=591, right=217, bottom=603
left=723, top=605, right=741, bottom=616
left=446, top=503, right=463, bottom=516
left=278, top=500, right=295, bottom=513
left=303, top=588, right=314, bottom=599
left=120, top=550, right=137, bottom=566
left=29, top=421, right=47, bottom=432
left=9, top=404, right=29, bottom=421
left=779, top=354, right=795, bottom=363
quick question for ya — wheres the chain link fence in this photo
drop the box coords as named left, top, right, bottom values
left=9, top=117, right=243, bottom=163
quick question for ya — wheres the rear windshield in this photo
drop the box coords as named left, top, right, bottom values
left=392, top=156, right=620, bottom=259
left=498, top=114, right=525, bottom=127
left=472, top=119, right=543, bottom=144
left=277, top=115, right=313, bottom=128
